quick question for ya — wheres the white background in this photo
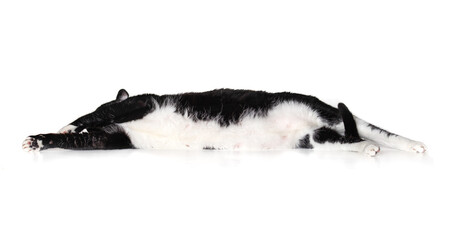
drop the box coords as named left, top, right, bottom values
left=1, top=0, right=448, bottom=239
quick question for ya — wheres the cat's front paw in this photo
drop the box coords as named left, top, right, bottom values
left=58, top=124, right=88, bottom=134
left=22, top=136, right=44, bottom=152
left=58, top=124, right=77, bottom=134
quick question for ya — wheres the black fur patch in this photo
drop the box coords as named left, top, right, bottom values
left=367, top=123, right=397, bottom=137
left=297, top=134, right=313, bottom=149
left=173, top=89, right=343, bottom=127
left=174, top=89, right=275, bottom=126
left=313, top=127, right=344, bottom=144
left=313, top=126, right=363, bottom=144
left=29, top=130, right=133, bottom=150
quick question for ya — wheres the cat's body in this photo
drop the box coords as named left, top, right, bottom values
left=23, top=89, right=426, bottom=156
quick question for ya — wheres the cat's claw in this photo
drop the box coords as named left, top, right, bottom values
left=22, top=136, right=43, bottom=152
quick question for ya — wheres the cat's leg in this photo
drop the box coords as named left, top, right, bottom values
left=354, top=117, right=426, bottom=153
left=59, top=98, right=153, bottom=134
left=311, top=140, right=381, bottom=157
left=22, top=130, right=133, bottom=152
left=58, top=89, right=157, bottom=134
left=300, top=127, right=381, bottom=156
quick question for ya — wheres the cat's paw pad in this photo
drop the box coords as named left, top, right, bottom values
left=58, top=125, right=77, bottom=134
left=22, top=136, right=44, bottom=152
left=411, top=143, right=427, bottom=153
left=364, top=143, right=380, bottom=157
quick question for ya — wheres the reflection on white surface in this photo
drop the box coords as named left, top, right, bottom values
left=1, top=147, right=446, bottom=240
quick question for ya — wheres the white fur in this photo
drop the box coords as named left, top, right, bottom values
left=58, top=124, right=77, bottom=134
left=119, top=102, right=325, bottom=150
left=80, top=129, right=89, bottom=133
left=58, top=124, right=89, bottom=134
left=22, top=137, right=43, bottom=152
left=354, top=117, right=427, bottom=153
left=309, top=139, right=380, bottom=156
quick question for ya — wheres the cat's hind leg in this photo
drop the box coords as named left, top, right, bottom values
left=301, top=127, right=381, bottom=156
left=354, top=117, right=427, bottom=153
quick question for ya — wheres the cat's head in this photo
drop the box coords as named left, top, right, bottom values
left=58, top=89, right=130, bottom=133
left=96, top=89, right=129, bottom=110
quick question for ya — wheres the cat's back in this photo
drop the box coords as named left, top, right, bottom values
left=170, top=88, right=315, bottom=125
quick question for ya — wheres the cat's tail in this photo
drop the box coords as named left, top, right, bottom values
left=337, top=103, right=361, bottom=142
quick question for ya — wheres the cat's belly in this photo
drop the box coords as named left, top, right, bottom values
left=118, top=102, right=324, bottom=150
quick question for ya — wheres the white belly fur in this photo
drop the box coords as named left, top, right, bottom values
left=118, top=102, right=324, bottom=150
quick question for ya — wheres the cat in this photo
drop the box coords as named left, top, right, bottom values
left=22, top=88, right=426, bottom=156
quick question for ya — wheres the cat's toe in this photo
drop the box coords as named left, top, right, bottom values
left=364, top=143, right=380, bottom=157
left=411, top=143, right=427, bottom=153
left=22, top=137, right=32, bottom=152
left=22, top=136, right=43, bottom=152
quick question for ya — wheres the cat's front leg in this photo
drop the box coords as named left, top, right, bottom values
left=57, top=109, right=112, bottom=134
left=58, top=112, right=102, bottom=134
left=23, top=131, right=133, bottom=151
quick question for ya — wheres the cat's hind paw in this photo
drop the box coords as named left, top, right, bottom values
left=22, top=136, right=44, bottom=152
left=411, top=143, right=427, bottom=153
left=364, top=143, right=380, bottom=157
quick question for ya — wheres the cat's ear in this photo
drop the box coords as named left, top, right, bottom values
left=116, top=89, right=129, bottom=102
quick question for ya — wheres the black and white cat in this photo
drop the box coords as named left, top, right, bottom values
left=22, top=89, right=426, bottom=156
